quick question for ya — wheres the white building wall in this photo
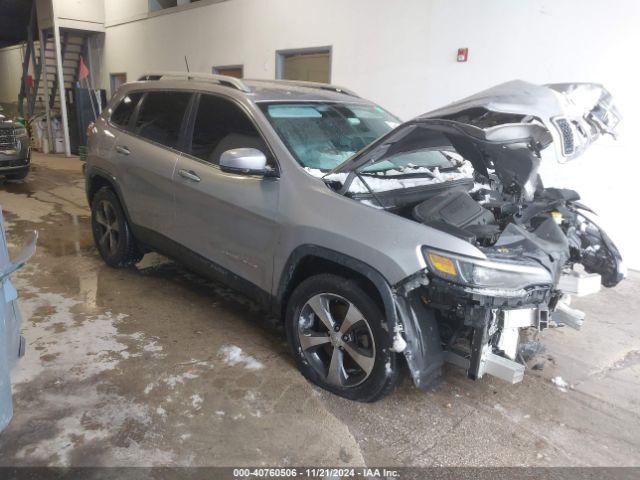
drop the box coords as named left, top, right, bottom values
left=53, top=0, right=105, bottom=31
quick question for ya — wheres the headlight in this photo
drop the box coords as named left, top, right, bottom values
left=424, top=248, right=553, bottom=292
left=14, top=127, right=27, bottom=137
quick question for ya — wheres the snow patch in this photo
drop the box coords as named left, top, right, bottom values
left=218, top=344, right=264, bottom=370
left=191, top=394, right=203, bottom=410
left=304, top=160, right=474, bottom=194
left=143, top=341, right=163, bottom=353
left=389, top=326, right=407, bottom=353
left=14, top=387, right=167, bottom=466
left=551, top=376, right=569, bottom=392
left=12, top=283, right=129, bottom=386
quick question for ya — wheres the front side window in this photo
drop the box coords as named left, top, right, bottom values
left=133, top=91, right=192, bottom=148
left=110, top=92, right=143, bottom=129
left=188, top=94, right=268, bottom=165
left=258, top=102, right=399, bottom=171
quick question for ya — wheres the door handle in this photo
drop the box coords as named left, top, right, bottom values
left=178, top=169, right=201, bottom=182
left=115, top=145, right=130, bottom=155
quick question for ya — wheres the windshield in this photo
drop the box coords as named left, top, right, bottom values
left=259, top=102, right=400, bottom=170
left=361, top=148, right=462, bottom=175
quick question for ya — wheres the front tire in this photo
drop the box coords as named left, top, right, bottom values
left=286, top=274, right=400, bottom=402
left=91, top=187, right=143, bottom=267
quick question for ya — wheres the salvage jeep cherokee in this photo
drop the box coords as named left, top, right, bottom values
left=86, top=74, right=624, bottom=401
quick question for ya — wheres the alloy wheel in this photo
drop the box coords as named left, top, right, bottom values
left=297, top=293, right=376, bottom=387
left=94, top=200, right=120, bottom=256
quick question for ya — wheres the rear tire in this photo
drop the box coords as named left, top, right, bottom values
left=91, top=187, right=143, bottom=267
left=285, top=274, right=400, bottom=402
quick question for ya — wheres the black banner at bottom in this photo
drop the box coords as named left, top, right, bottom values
left=0, top=467, right=637, bottom=480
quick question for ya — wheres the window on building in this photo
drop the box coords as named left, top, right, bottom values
left=149, top=0, right=177, bottom=11
left=110, top=92, right=143, bottom=129
left=276, top=47, right=331, bottom=83
left=188, top=94, right=268, bottom=165
left=149, top=0, right=206, bottom=12
left=212, top=65, right=244, bottom=79
left=110, top=73, right=127, bottom=97
left=133, top=91, right=192, bottom=148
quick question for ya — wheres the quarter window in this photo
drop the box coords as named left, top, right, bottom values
left=189, top=94, right=268, bottom=165
left=110, top=92, right=143, bottom=129
left=133, top=91, right=192, bottom=148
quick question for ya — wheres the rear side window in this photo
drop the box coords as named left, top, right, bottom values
left=133, top=91, right=192, bottom=149
left=188, top=94, right=268, bottom=164
left=110, top=92, right=143, bottom=128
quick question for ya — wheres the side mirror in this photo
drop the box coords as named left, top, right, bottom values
left=219, top=148, right=272, bottom=176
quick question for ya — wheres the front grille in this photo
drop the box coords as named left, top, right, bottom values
left=553, top=118, right=575, bottom=156
left=0, top=128, right=18, bottom=151
left=0, top=158, right=28, bottom=168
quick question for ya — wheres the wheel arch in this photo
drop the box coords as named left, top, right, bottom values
left=275, top=245, right=400, bottom=335
left=86, top=168, right=133, bottom=224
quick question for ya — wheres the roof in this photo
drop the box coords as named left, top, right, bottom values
left=244, top=80, right=370, bottom=103
left=128, top=73, right=373, bottom=105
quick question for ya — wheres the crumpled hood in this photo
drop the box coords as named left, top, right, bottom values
left=332, top=80, right=621, bottom=199
left=421, top=80, right=621, bottom=162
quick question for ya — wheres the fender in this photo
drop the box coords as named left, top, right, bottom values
left=276, top=245, right=443, bottom=389
left=85, top=166, right=135, bottom=225
left=275, top=244, right=400, bottom=342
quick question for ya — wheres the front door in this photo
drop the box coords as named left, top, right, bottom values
left=171, top=93, right=280, bottom=295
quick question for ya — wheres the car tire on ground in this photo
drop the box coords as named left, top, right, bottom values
left=90, top=187, right=143, bottom=268
left=286, top=273, right=400, bottom=402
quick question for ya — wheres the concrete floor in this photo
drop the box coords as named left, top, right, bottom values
left=0, top=152, right=638, bottom=467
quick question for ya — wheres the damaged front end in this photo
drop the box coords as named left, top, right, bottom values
left=331, top=80, right=625, bottom=387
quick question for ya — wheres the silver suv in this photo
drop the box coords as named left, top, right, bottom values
left=86, top=73, right=624, bottom=401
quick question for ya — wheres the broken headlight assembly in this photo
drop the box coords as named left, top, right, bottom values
left=423, top=248, right=553, bottom=294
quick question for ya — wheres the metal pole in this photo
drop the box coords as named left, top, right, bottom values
left=84, top=77, right=98, bottom=121
left=52, top=23, right=71, bottom=157
left=39, top=30, right=54, bottom=151
left=85, top=36, right=98, bottom=114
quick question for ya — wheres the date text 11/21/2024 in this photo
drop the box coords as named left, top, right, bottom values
left=232, top=468, right=400, bottom=478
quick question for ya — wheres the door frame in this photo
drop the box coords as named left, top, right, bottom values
left=275, top=46, right=332, bottom=82
left=109, top=73, right=128, bottom=98
left=212, top=64, right=244, bottom=78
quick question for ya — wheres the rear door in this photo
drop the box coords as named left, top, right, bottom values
left=171, top=93, right=280, bottom=294
left=115, top=90, right=193, bottom=234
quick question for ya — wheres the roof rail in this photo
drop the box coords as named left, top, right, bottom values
left=138, top=71, right=251, bottom=93
left=247, top=79, right=359, bottom=97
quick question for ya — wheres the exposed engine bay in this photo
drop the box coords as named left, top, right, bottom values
left=325, top=81, right=625, bottom=386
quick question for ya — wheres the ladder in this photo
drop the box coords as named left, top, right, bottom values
left=18, top=3, right=89, bottom=119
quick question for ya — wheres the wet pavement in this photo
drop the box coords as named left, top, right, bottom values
left=0, top=152, right=638, bottom=467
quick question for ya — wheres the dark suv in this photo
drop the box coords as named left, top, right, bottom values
left=0, top=113, right=30, bottom=180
